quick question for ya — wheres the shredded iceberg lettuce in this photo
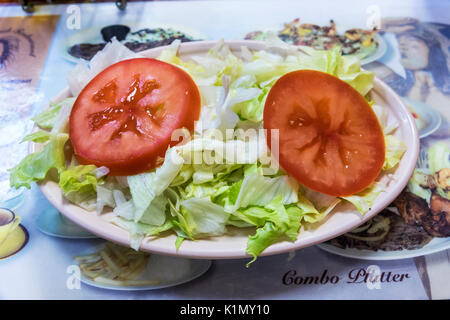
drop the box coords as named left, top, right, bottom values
left=32, top=102, right=60, bottom=129
left=244, top=196, right=304, bottom=266
left=58, top=165, right=105, bottom=211
left=180, top=197, right=230, bottom=237
left=59, top=165, right=100, bottom=195
left=232, top=173, right=299, bottom=210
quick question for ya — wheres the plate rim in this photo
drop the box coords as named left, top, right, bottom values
left=33, top=40, right=420, bottom=260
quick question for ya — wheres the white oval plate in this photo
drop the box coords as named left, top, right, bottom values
left=74, top=243, right=211, bottom=291
left=317, top=237, right=450, bottom=261
left=33, top=40, right=419, bottom=260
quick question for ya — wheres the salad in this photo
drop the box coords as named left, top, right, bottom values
left=10, top=36, right=406, bottom=265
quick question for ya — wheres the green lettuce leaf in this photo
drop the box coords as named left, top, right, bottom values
left=192, top=165, right=214, bottom=184
left=246, top=222, right=280, bottom=265
left=207, top=41, right=244, bottom=85
left=58, top=164, right=105, bottom=211
left=169, top=165, right=194, bottom=187
left=383, top=135, right=407, bottom=170
left=31, top=103, right=62, bottom=129
left=232, top=173, right=299, bottom=210
left=234, top=85, right=271, bottom=122
left=32, top=98, right=76, bottom=130
left=96, top=183, right=117, bottom=213
left=295, top=191, right=341, bottom=225
left=178, top=137, right=260, bottom=165
left=180, top=197, right=230, bottom=237
left=112, top=217, right=174, bottom=250
left=157, top=40, right=207, bottom=82
left=245, top=196, right=291, bottom=266
left=127, top=147, right=184, bottom=222
left=168, top=196, right=193, bottom=239
left=184, top=180, right=230, bottom=201
left=9, top=133, right=68, bottom=189
left=175, top=236, right=186, bottom=250
left=59, top=165, right=99, bottom=195
left=21, top=131, right=52, bottom=143
left=113, top=197, right=135, bottom=220
left=139, top=195, right=168, bottom=226
left=295, top=46, right=374, bottom=96
left=241, top=193, right=333, bottom=265
left=335, top=53, right=374, bottom=96
left=341, top=182, right=384, bottom=213
left=285, top=206, right=303, bottom=241
left=240, top=50, right=293, bottom=83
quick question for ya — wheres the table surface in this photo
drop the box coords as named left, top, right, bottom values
left=0, top=0, right=449, bottom=300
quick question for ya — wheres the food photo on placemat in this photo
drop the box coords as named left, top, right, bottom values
left=319, top=16, right=450, bottom=261
left=243, top=18, right=387, bottom=65
left=319, top=142, right=450, bottom=260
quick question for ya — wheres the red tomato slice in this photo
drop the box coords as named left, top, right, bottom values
left=264, top=70, right=385, bottom=197
left=69, top=58, right=201, bottom=175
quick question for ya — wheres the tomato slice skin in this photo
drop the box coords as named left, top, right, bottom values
left=264, top=70, right=385, bottom=197
left=69, top=58, right=200, bottom=175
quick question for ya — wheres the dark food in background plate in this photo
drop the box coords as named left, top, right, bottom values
left=329, top=165, right=450, bottom=252
left=328, top=209, right=433, bottom=251
left=395, top=191, right=450, bottom=238
left=101, top=24, right=131, bottom=42
left=394, top=167, right=450, bottom=237
left=245, top=18, right=378, bottom=59
left=123, top=37, right=191, bottom=52
left=68, top=27, right=199, bottom=61
left=69, top=43, right=107, bottom=61
left=394, top=191, right=428, bottom=226
left=429, top=193, right=450, bottom=235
